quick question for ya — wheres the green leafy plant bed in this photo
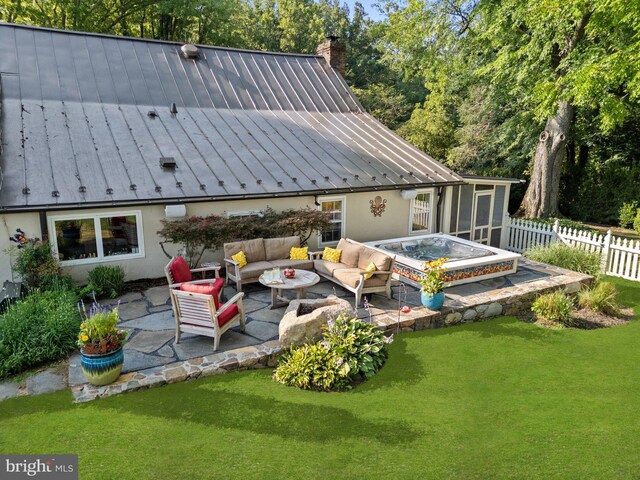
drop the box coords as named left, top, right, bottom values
left=0, top=290, right=81, bottom=379
left=524, top=243, right=601, bottom=276
left=532, top=282, right=632, bottom=330
left=274, top=314, right=393, bottom=391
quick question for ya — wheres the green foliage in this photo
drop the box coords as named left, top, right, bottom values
left=525, top=243, right=601, bottom=276
left=577, top=282, right=620, bottom=316
left=419, top=257, right=448, bottom=295
left=159, top=207, right=331, bottom=267
left=618, top=202, right=638, bottom=229
left=531, top=291, right=576, bottom=327
left=634, top=209, right=640, bottom=235
left=84, top=266, right=126, bottom=299
left=77, top=302, right=126, bottom=354
left=0, top=290, right=81, bottom=378
left=274, top=314, right=392, bottom=391
left=10, top=242, right=73, bottom=292
left=351, top=84, right=412, bottom=130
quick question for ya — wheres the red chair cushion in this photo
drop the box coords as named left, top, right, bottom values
left=217, top=304, right=239, bottom=327
left=169, top=256, right=192, bottom=283
left=179, top=279, right=224, bottom=308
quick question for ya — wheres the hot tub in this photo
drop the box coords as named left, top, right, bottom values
left=366, top=233, right=521, bottom=287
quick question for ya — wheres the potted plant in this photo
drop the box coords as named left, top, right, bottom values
left=77, top=299, right=127, bottom=386
left=420, top=257, right=449, bottom=310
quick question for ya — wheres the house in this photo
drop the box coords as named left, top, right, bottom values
left=0, top=23, right=518, bottom=283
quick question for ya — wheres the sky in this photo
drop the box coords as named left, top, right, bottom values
left=342, top=0, right=388, bottom=22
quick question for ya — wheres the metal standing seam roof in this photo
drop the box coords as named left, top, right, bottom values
left=0, top=23, right=463, bottom=211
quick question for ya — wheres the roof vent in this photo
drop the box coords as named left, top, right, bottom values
left=160, top=157, right=176, bottom=169
left=170, top=103, right=178, bottom=115
left=181, top=44, right=199, bottom=59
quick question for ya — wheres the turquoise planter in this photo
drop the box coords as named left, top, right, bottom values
left=421, top=291, right=445, bottom=310
left=81, top=347, right=124, bottom=386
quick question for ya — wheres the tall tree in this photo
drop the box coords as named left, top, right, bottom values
left=383, top=0, right=640, bottom=218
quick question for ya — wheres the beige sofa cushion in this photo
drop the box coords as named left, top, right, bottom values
left=264, top=236, right=300, bottom=261
left=238, top=261, right=273, bottom=280
left=243, top=238, right=266, bottom=263
left=337, top=239, right=362, bottom=268
left=314, top=259, right=349, bottom=277
left=333, top=268, right=387, bottom=289
left=358, top=247, right=392, bottom=271
left=270, top=258, right=314, bottom=270
left=223, top=240, right=244, bottom=259
left=224, top=238, right=266, bottom=263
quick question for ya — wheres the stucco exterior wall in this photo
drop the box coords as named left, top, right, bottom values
left=0, top=190, right=417, bottom=284
left=0, top=212, right=42, bottom=284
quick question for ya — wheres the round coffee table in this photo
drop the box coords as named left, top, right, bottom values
left=258, top=270, right=320, bottom=309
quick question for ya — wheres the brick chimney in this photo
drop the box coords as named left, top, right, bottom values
left=317, top=35, right=346, bottom=77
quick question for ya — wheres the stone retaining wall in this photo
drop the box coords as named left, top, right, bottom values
left=72, top=341, right=282, bottom=403
left=370, top=270, right=593, bottom=335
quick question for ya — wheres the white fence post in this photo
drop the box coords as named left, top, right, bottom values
left=601, top=229, right=612, bottom=273
left=552, top=219, right=560, bottom=244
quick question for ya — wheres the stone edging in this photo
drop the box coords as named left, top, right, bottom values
left=72, top=341, right=282, bottom=403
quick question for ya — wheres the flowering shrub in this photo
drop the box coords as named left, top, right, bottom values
left=274, top=314, right=393, bottom=391
left=77, top=300, right=127, bottom=354
left=420, top=257, right=449, bottom=295
left=158, top=207, right=332, bottom=267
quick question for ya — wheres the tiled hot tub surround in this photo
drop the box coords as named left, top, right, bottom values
left=395, top=260, right=516, bottom=285
left=366, top=233, right=520, bottom=287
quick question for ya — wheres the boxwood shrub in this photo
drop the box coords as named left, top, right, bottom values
left=0, top=289, right=81, bottom=378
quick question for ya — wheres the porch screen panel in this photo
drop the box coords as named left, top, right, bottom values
left=449, top=186, right=459, bottom=232
left=490, top=228, right=501, bottom=247
left=492, top=186, right=505, bottom=227
left=457, top=185, right=473, bottom=232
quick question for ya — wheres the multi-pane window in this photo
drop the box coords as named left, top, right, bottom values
left=410, top=192, right=432, bottom=233
left=50, top=211, right=143, bottom=264
left=319, top=198, right=344, bottom=244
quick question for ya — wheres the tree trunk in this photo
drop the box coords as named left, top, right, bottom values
left=519, top=101, right=574, bottom=218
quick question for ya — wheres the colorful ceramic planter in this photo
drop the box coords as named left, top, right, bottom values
left=80, top=347, right=124, bottom=386
left=421, top=290, right=445, bottom=310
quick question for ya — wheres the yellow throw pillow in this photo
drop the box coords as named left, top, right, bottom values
left=322, top=247, right=342, bottom=263
left=363, top=262, right=377, bottom=280
left=290, top=246, right=308, bottom=260
left=231, top=250, right=247, bottom=269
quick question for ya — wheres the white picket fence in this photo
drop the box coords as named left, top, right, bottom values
left=505, top=217, right=640, bottom=282
left=412, top=199, right=431, bottom=229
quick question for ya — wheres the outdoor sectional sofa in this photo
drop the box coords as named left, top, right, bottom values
left=224, top=236, right=395, bottom=307
left=223, top=236, right=313, bottom=291
left=312, top=238, right=395, bottom=307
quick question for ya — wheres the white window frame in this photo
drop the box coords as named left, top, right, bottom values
left=409, top=189, right=436, bottom=235
left=317, top=196, right=346, bottom=246
left=48, top=210, right=145, bottom=266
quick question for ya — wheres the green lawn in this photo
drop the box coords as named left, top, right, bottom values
left=1, top=277, right=639, bottom=479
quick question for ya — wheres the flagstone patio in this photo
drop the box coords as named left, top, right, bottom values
left=0, top=259, right=591, bottom=402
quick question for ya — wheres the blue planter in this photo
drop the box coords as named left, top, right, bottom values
left=421, top=291, right=445, bottom=310
left=80, top=347, right=124, bottom=386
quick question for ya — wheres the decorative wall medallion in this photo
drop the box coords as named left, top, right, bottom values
left=370, top=196, right=387, bottom=217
